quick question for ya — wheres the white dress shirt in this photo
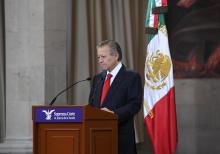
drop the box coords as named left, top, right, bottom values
left=106, top=62, right=122, bottom=85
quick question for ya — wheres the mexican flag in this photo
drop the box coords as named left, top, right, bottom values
left=143, top=0, right=178, bottom=154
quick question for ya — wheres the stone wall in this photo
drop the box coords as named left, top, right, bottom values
left=0, top=0, right=44, bottom=153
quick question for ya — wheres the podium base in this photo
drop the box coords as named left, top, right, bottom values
left=0, top=138, right=32, bottom=154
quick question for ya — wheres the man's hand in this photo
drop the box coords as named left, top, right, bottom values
left=101, top=107, right=114, bottom=114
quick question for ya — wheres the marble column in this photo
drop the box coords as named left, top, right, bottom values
left=0, top=0, right=44, bottom=153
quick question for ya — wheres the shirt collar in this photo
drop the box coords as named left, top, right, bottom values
left=107, top=62, right=122, bottom=77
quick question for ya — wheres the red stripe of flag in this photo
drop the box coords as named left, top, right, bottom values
left=145, top=87, right=178, bottom=154
left=153, top=14, right=159, bottom=28
left=162, top=0, right=167, bottom=6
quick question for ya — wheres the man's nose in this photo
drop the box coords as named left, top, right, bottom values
left=99, top=58, right=103, bottom=63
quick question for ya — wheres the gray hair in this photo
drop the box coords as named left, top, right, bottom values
left=96, top=40, right=122, bottom=61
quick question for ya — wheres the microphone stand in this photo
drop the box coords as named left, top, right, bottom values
left=89, top=76, right=104, bottom=104
left=49, top=77, right=91, bottom=105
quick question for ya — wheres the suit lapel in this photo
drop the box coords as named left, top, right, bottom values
left=101, top=65, right=126, bottom=107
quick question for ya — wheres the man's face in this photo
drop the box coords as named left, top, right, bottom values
left=97, top=46, right=119, bottom=72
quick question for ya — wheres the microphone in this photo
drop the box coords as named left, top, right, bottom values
left=49, top=77, right=92, bottom=105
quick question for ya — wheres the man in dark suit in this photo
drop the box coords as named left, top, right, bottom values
left=89, top=40, right=143, bottom=154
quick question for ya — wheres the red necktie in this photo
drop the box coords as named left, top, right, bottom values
left=100, top=73, right=112, bottom=105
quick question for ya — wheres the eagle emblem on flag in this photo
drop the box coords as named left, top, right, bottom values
left=145, top=50, right=171, bottom=90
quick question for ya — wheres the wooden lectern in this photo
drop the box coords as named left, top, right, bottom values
left=32, top=105, right=118, bottom=154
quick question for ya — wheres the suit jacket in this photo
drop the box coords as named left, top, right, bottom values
left=89, top=64, right=143, bottom=154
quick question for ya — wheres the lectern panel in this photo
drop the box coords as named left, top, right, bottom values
left=46, top=129, right=80, bottom=154
left=84, top=120, right=118, bottom=154
left=90, top=129, right=113, bottom=154
left=37, top=123, right=82, bottom=154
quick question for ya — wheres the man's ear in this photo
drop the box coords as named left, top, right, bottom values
left=114, top=52, right=119, bottom=60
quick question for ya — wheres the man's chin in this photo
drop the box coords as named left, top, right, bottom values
left=101, top=66, right=108, bottom=70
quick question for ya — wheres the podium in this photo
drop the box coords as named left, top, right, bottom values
left=32, top=105, right=118, bottom=154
